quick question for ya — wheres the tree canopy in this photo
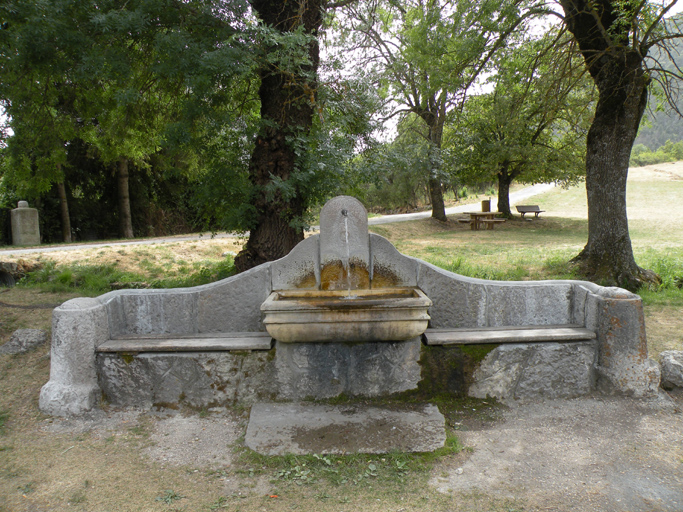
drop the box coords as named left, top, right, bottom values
left=449, top=30, right=594, bottom=215
left=332, top=0, right=549, bottom=220
left=2, top=0, right=682, bottom=291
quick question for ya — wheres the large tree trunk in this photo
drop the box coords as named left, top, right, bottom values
left=427, top=176, right=446, bottom=222
left=55, top=181, right=72, bottom=243
left=496, top=163, right=513, bottom=217
left=235, top=0, right=322, bottom=272
left=422, top=113, right=447, bottom=222
left=117, top=157, right=134, bottom=239
left=572, top=69, right=658, bottom=289
left=560, top=0, right=660, bottom=290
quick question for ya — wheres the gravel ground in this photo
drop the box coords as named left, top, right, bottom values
left=40, top=390, right=683, bottom=511
left=431, top=391, right=683, bottom=512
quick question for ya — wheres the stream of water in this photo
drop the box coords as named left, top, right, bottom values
left=342, top=211, right=358, bottom=299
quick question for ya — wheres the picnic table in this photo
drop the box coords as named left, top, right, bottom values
left=458, top=212, right=506, bottom=230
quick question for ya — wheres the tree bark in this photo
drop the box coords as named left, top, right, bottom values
left=117, top=157, right=134, bottom=239
left=55, top=181, right=72, bottom=243
left=496, top=163, right=513, bottom=217
left=572, top=67, right=658, bottom=289
left=235, top=0, right=323, bottom=272
left=420, top=111, right=447, bottom=222
left=560, top=0, right=660, bottom=290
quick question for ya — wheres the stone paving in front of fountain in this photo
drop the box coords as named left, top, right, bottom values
left=244, top=402, right=446, bottom=455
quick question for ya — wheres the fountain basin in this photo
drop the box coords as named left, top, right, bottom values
left=261, top=287, right=432, bottom=343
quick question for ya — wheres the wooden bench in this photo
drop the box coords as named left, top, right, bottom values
left=479, top=218, right=506, bottom=230
left=422, top=324, right=596, bottom=345
left=97, top=332, right=274, bottom=353
left=516, top=205, right=545, bottom=218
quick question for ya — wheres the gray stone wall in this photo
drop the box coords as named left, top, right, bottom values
left=97, top=351, right=277, bottom=409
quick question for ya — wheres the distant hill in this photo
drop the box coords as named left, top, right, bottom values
left=635, top=29, right=683, bottom=150
left=636, top=109, right=683, bottom=149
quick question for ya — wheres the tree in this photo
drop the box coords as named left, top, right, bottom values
left=234, top=0, right=377, bottom=271
left=233, top=0, right=324, bottom=271
left=334, top=0, right=546, bottom=221
left=1, top=0, right=253, bottom=240
left=558, top=1, right=682, bottom=289
left=450, top=30, right=594, bottom=215
left=344, top=114, right=434, bottom=210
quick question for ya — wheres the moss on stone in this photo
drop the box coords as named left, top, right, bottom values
left=416, top=344, right=499, bottom=398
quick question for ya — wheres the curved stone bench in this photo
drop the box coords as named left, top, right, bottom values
left=39, top=197, right=660, bottom=416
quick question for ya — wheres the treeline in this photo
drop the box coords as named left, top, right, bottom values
left=630, top=140, right=683, bottom=168
left=0, top=0, right=590, bottom=246
left=1, top=1, right=676, bottom=248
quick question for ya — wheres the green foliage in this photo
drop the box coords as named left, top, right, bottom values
left=155, top=489, right=185, bottom=505
left=19, top=257, right=235, bottom=294
left=0, top=409, right=8, bottom=435
left=0, top=0, right=263, bottom=239
left=636, top=249, right=683, bottom=291
left=243, top=439, right=463, bottom=489
left=446, top=30, right=593, bottom=199
left=344, top=116, right=431, bottom=210
left=332, top=0, right=546, bottom=216
left=630, top=140, right=683, bottom=167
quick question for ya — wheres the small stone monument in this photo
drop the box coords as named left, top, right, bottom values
left=11, top=201, right=40, bottom=246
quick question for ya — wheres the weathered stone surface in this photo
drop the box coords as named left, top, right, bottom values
left=39, top=298, right=109, bottom=416
left=245, top=402, right=446, bottom=455
left=469, top=341, right=597, bottom=400
left=97, top=351, right=276, bottom=408
left=275, top=338, right=422, bottom=400
left=424, top=326, right=595, bottom=345
left=113, top=290, right=199, bottom=336
left=261, top=288, right=430, bottom=343
left=11, top=200, right=40, bottom=246
left=369, top=234, right=418, bottom=287
left=0, top=329, right=48, bottom=354
left=197, top=264, right=271, bottom=332
left=593, top=287, right=659, bottom=397
left=0, top=262, right=18, bottom=287
left=39, top=195, right=657, bottom=417
left=485, top=283, right=573, bottom=326
left=660, top=351, right=683, bottom=390
left=571, top=283, right=594, bottom=326
left=319, top=196, right=370, bottom=290
left=416, top=262, right=487, bottom=328
left=97, top=332, right=273, bottom=352
left=271, top=236, right=320, bottom=290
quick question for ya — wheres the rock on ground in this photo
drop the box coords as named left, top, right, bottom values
left=0, top=328, right=48, bottom=355
left=660, top=351, right=683, bottom=389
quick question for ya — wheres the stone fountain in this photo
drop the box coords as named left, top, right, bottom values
left=39, top=196, right=660, bottom=418
left=261, top=196, right=432, bottom=343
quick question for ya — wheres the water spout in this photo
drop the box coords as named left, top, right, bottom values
left=343, top=213, right=354, bottom=297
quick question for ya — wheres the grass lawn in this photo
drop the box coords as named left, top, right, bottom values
left=0, top=162, right=682, bottom=511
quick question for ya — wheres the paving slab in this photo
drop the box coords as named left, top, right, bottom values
left=244, top=402, right=446, bottom=455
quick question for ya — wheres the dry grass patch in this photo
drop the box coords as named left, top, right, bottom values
left=2, top=238, right=244, bottom=279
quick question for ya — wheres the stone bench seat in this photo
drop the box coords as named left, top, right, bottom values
left=97, top=332, right=273, bottom=353
left=423, top=325, right=596, bottom=346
